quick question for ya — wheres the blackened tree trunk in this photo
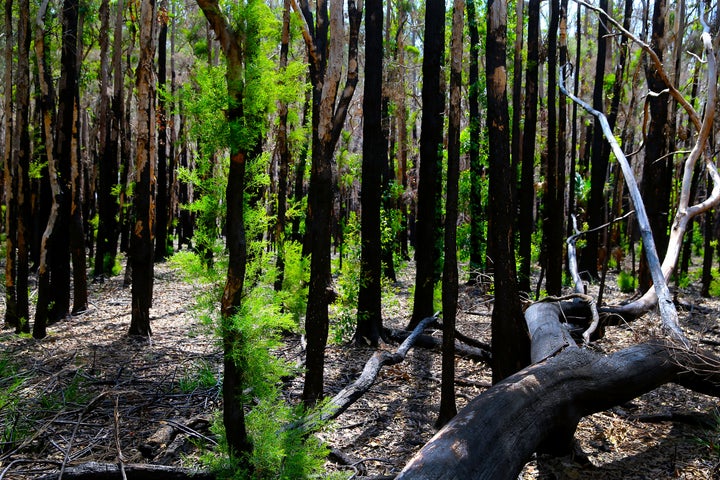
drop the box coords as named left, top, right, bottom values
left=638, top=0, right=671, bottom=291
left=3, top=0, right=17, bottom=330
left=273, top=0, right=291, bottom=293
left=437, top=0, right=464, bottom=428
left=129, top=0, right=157, bottom=337
left=70, top=8, right=88, bottom=314
left=154, top=0, right=170, bottom=261
left=110, top=0, right=125, bottom=257
left=33, top=0, right=58, bottom=339
left=510, top=0, right=524, bottom=285
left=356, top=0, right=384, bottom=346
left=50, top=0, right=81, bottom=323
left=467, top=0, right=484, bottom=282
left=297, top=0, right=361, bottom=405
left=578, top=0, right=609, bottom=280
left=487, top=0, right=530, bottom=383
left=407, top=0, right=445, bottom=330
left=291, top=85, right=311, bottom=246
left=394, top=5, right=409, bottom=262
left=13, top=0, right=31, bottom=332
left=196, top=0, right=272, bottom=461
left=518, top=0, right=539, bottom=293
left=93, top=0, right=118, bottom=280
left=543, top=0, right=564, bottom=296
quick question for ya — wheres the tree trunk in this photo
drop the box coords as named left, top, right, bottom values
left=33, top=0, right=57, bottom=339
left=3, top=0, right=17, bottom=330
left=437, top=0, right=464, bottom=428
left=518, top=0, right=539, bottom=294
left=487, top=0, right=530, bottom=384
left=93, top=0, right=117, bottom=279
left=70, top=7, right=88, bottom=315
left=579, top=0, right=610, bottom=280
left=297, top=0, right=361, bottom=405
left=273, top=0, right=291, bottom=293
left=407, top=0, right=445, bottom=329
left=50, top=0, right=81, bottom=323
left=356, top=0, right=384, bottom=346
left=195, top=0, right=254, bottom=460
left=543, top=0, right=564, bottom=296
left=155, top=1, right=170, bottom=262
left=398, top=330, right=720, bottom=479
left=394, top=6, right=409, bottom=262
left=129, top=0, right=157, bottom=337
left=638, top=0, right=671, bottom=291
left=13, top=0, right=31, bottom=331
left=466, top=0, right=484, bottom=282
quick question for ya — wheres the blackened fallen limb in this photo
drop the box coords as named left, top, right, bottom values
left=295, top=313, right=439, bottom=431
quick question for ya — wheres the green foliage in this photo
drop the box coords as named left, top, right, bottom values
left=205, top=279, right=330, bottom=479
left=178, top=360, right=218, bottom=393
left=709, top=272, right=720, bottom=297
left=331, top=212, right=361, bottom=344
left=29, top=159, right=48, bottom=180
left=204, top=400, right=335, bottom=480
left=38, top=372, right=91, bottom=411
left=0, top=355, right=32, bottom=454
left=616, top=271, right=637, bottom=293
left=697, top=409, right=720, bottom=458
left=276, top=241, right=309, bottom=322
left=575, top=172, right=592, bottom=203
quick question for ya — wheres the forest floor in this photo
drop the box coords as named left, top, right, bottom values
left=1, top=257, right=720, bottom=479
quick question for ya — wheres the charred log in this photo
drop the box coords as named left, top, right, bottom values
left=35, top=462, right=214, bottom=480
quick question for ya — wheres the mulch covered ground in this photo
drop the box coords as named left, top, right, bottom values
left=1, top=260, right=719, bottom=479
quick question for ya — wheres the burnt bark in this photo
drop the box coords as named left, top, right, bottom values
left=49, top=0, right=81, bottom=323
left=154, top=1, right=170, bottom=262
left=486, top=0, right=530, bottom=383
left=33, top=0, right=57, bottom=339
left=14, top=0, right=31, bottom=331
left=70, top=8, right=88, bottom=315
left=578, top=0, right=610, bottom=280
left=2, top=0, right=16, bottom=329
left=356, top=0, right=384, bottom=346
left=129, top=0, right=157, bottom=337
left=638, top=0, right=671, bottom=291
left=297, top=0, right=361, bottom=405
left=518, top=0, right=539, bottom=293
left=466, top=0, right=484, bottom=282
left=437, top=0, right=464, bottom=428
left=398, top=331, right=720, bottom=479
left=407, top=0, right=445, bottom=329
left=273, top=0, right=291, bottom=293
left=93, top=0, right=119, bottom=280
left=543, top=0, right=565, bottom=296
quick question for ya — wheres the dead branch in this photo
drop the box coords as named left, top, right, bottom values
left=296, top=313, right=439, bottom=431
left=559, top=66, right=689, bottom=347
left=569, top=3, right=720, bottom=323
left=384, top=327, right=492, bottom=362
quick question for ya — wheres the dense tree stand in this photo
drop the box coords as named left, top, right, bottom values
left=399, top=11, right=720, bottom=476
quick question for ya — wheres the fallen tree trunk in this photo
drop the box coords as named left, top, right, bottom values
left=36, top=461, right=214, bottom=480
left=397, top=302, right=720, bottom=479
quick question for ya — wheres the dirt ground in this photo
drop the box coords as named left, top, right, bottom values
left=1, top=259, right=720, bottom=479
